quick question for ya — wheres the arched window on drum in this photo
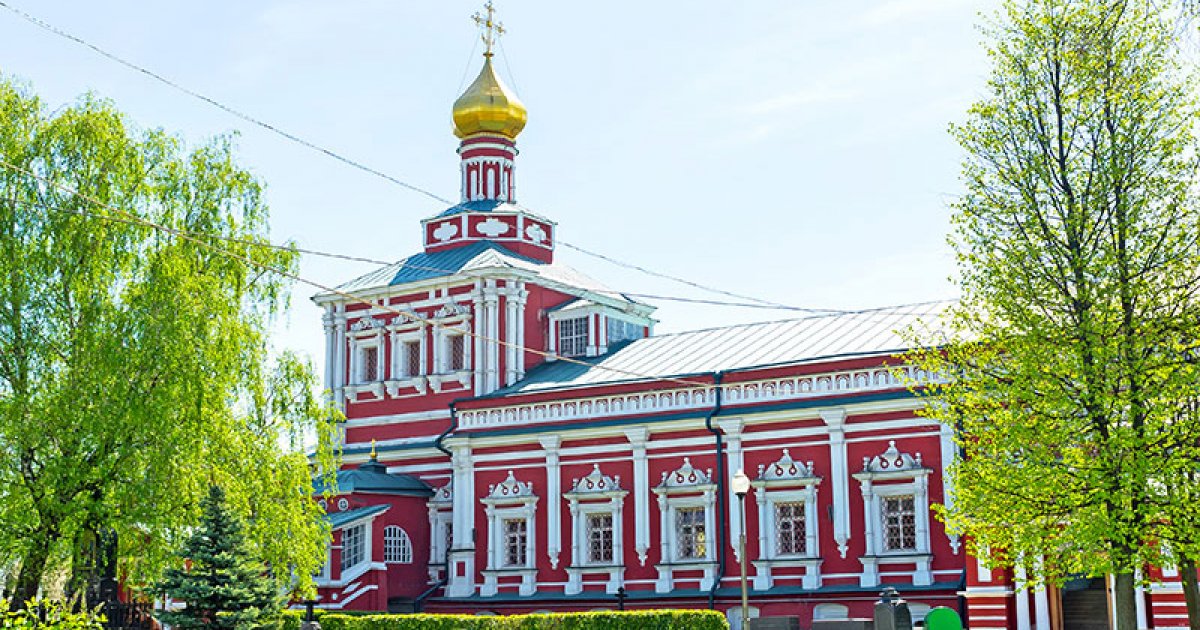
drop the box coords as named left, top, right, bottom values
left=384, top=525, right=413, bottom=564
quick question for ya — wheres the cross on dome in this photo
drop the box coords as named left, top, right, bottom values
left=472, top=1, right=505, bottom=57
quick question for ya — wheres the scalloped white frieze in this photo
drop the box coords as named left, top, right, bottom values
left=476, top=217, right=511, bottom=237
left=524, top=223, right=547, bottom=243
left=457, top=365, right=927, bottom=429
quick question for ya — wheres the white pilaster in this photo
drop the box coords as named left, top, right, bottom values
left=504, top=284, right=519, bottom=386
left=938, top=423, right=960, bottom=553
left=1015, top=562, right=1031, bottom=630
left=1135, top=570, right=1148, bottom=629
left=719, top=418, right=745, bottom=560
left=471, top=282, right=484, bottom=396
left=625, top=428, right=650, bottom=565
left=820, top=408, right=850, bottom=557
left=1034, top=556, right=1051, bottom=630
left=447, top=442, right=476, bottom=597
left=540, top=436, right=562, bottom=569
left=483, top=280, right=500, bottom=393
left=514, top=283, right=527, bottom=380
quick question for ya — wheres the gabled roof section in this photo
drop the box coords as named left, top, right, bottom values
left=314, top=241, right=653, bottom=317
left=493, top=302, right=951, bottom=395
left=314, top=458, right=433, bottom=497
left=325, top=504, right=390, bottom=530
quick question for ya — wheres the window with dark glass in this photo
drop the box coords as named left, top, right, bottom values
left=586, top=513, right=614, bottom=564
left=883, top=495, right=917, bottom=551
left=502, top=518, right=527, bottom=567
left=775, top=502, right=806, bottom=555
left=403, top=340, right=421, bottom=377
left=557, top=317, right=589, bottom=357
left=675, top=507, right=707, bottom=560
left=360, top=346, right=379, bottom=382
left=448, top=335, right=466, bottom=371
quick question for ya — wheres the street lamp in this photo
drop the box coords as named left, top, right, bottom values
left=731, top=469, right=752, bottom=630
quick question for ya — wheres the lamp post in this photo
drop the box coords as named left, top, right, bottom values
left=731, top=469, right=752, bottom=630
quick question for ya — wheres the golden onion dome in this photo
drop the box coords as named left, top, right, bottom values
left=452, top=55, right=527, bottom=139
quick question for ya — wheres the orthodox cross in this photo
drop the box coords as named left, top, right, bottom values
left=472, top=1, right=505, bottom=57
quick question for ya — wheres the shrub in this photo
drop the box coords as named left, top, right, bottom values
left=0, top=599, right=106, bottom=630
left=279, top=609, right=727, bottom=630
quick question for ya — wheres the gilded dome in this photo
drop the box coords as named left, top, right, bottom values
left=452, top=55, right=527, bottom=139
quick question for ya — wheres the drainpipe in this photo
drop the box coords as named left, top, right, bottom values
left=415, top=398, right=468, bottom=612
left=703, top=371, right=727, bottom=610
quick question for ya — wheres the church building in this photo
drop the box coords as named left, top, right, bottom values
left=307, top=6, right=1193, bottom=628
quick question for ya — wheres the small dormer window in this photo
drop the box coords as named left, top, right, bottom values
left=558, top=317, right=589, bottom=357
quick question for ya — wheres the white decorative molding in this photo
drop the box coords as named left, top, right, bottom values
left=653, top=459, right=718, bottom=593
left=477, top=217, right=511, bottom=237
left=750, top=449, right=823, bottom=590
left=853, top=441, right=934, bottom=587
left=820, top=408, right=851, bottom=559
left=939, top=423, right=960, bottom=554
left=434, top=302, right=470, bottom=319
left=540, top=436, right=562, bottom=570
left=563, top=465, right=628, bottom=595
left=349, top=317, right=386, bottom=332
left=485, top=470, right=536, bottom=500
left=525, top=223, right=547, bottom=243
left=447, top=444, right=476, bottom=598
left=456, top=365, right=928, bottom=430
left=719, top=418, right=746, bottom=560
left=481, top=470, right=539, bottom=597
left=433, top=221, right=459, bottom=241
left=426, top=483, right=453, bottom=582
left=625, top=428, right=651, bottom=566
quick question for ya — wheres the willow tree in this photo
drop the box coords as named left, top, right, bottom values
left=909, top=1, right=1200, bottom=628
left=0, top=77, right=339, bottom=605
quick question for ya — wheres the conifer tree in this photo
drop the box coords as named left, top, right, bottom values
left=158, top=486, right=280, bottom=630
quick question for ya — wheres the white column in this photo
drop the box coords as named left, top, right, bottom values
left=447, top=443, right=476, bottom=597
left=938, top=423, right=960, bottom=553
left=540, top=436, right=562, bottom=569
left=753, top=487, right=771, bottom=590
left=471, top=283, right=484, bottom=395
left=1015, top=563, right=1031, bottom=630
left=504, top=284, right=519, bottom=386
left=322, top=307, right=336, bottom=398
left=1034, top=556, right=1051, bottom=630
left=333, top=308, right=347, bottom=410
left=655, top=493, right=671, bottom=593
left=719, top=419, right=745, bottom=560
left=820, top=408, right=851, bottom=557
left=513, top=284, right=527, bottom=380
left=625, top=428, right=651, bottom=565
left=483, top=281, right=500, bottom=393
left=1135, top=571, right=1148, bottom=629
left=916, top=474, right=931, bottom=554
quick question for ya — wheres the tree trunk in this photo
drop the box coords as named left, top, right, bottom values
left=1180, top=557, right=1200, bottom=630
left=1113, top=572, right=1139, bottom=630
left=11, top=533, right=54, bottom=608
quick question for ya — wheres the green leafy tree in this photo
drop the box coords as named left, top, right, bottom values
left=908, top=1, right=1200, bottom=628
left=0, top=77, right=339, bottom=605
left=159, top=486, right=279, bottom=630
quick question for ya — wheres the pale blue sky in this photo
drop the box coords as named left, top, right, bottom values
left=0, top=1, right=994, bottom=371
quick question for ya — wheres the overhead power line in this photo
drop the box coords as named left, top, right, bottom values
left=0, top=1, right=859, bottom=315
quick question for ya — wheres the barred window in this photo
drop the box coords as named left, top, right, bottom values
left=883, top=495, right=917, bottom=551
left=586, top=513, right=614, bottom=564
left=502, top=518, right=527, bottom=567
left=775, top=502, right=806, bottom=555
left=360, top=346, right=379, bottom=382
left=402, top=341, right=422, bottom=377
left=340, top=524, right=365, bottom=571
left=675, top=507, right=707, bottom=560
left=448, top=335, right=466, bottom=371
left=557, top=317, right=588, bottom=357
left=383, top=525, right=412, bottom=564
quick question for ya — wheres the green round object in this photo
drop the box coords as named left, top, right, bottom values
left=924, top=607, right=963, bottom=630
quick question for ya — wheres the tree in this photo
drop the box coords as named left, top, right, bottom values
left=909, top=1, right=1200, bottom=628
left=158, top=486, right=279, bottom=630
left=0, top=77, right=339, bottom=605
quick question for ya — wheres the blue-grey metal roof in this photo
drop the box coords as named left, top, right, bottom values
left=314, top=458, right=432, bottom=497
left=325, top=504, right=389, bottom=529
left=494, top=302, right=951, bottom=395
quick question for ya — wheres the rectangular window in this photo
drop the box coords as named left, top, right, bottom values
left=606, top=318, right=644, bottom=345
left=675, top=507, right=707, bottom=560
left=586, top=513, right=614, bottom=564
left=557, top=317, right=589, bottom=357
left=502, top=518, right=527, bottom=567
left=360, top=346, right=379, bottom=382
left=402, top=340, right=422, bottom=377
left=448, top=335, right=466, bottom=371
left=883, top=495, right=917, bottom=551
left=775, top=502, right=807, bottom=556
left=340, top=524, right=365, bottom=571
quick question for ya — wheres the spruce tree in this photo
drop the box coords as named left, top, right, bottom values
left=158, top=486, right=280, bottom=630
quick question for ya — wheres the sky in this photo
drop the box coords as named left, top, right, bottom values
left=0, top=0, right=997, bottom=374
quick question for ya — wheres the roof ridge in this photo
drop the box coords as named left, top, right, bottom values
left=641, top=300, right=952, bottom=341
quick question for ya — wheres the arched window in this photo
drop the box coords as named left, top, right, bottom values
left=383, top=525, right=413, bottom=564
left=813, top=603, right=850, bottom=620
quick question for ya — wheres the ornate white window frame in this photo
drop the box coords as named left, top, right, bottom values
left=653, top=458, right=718, bottom=593
left=426, top=482, right=453, bottom=583
left=480, top=471, right=538, bottom=596
left=852, top=440, right=933, bottom=587
left=430, top=303, right=472, bottom=392
left=345, top=317, right=387, bottom=398
left=750, top=450, right=822, bottom=590
left=385, top=316, right=427, bottom=397
left=563, top=465, right=628, bottom=594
